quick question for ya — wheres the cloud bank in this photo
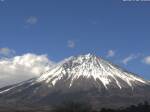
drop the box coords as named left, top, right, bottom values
left=0, top=53, right=54, bottom=87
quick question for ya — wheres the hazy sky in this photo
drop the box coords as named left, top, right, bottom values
left=0, top=0, right=150, bottom=86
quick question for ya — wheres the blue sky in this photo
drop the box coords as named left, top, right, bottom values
left=0, top=0, right=150, bottom=80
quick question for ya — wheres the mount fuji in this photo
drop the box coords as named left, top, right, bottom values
left=0, top=54, right=150, bottom=109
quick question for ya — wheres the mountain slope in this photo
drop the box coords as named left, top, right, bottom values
left=0, top=54, right=150, bottom=109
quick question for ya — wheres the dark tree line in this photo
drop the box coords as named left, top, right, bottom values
left=100, top=101, right=150, bottom=112
left=53, top=101, right=150, bottom=112
left=0, top=101, right=150, bottom=112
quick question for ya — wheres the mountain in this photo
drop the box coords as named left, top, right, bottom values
left=0, top=53, right=150, bottom=110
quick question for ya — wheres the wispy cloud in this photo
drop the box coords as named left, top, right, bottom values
left=67, top=40, right=75, bottom=48
left=143, top=56, right=150, bottom=65
left=26, top=16, right=38, bottom=25
left=107, top=50, right=115, bottom=58
left=122, top=54, right=140, bottom=65
left=0, top=53, right=54, bottom=87
left=88, top=19, right=98, bottom=25
left=0, top=47, right=15, bottom=57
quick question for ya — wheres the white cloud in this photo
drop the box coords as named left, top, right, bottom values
left=26, top=16, right=38, bottom=25
left=0, top=0, right=5, bottom=2
left=0, top=53, right=54, bottom=87
left=0, top=48, right=15, bottom=57
left=67, top=40, right=75, bottom=48
left=143, top=56, right=150, bottom=65
left=107, top=50, right=115, bottom=58
left=122, top=54, right=138, bottom=65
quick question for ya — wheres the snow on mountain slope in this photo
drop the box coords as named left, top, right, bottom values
left=0, top=78, right=35, bottom=94
left=0, top=53, right=150, bottom=109
left=37, top=53, right=149, bottom=89
left=0, top=53, right=149, bottom=95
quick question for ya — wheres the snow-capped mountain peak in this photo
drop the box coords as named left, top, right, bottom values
left=0, top=54, right=150, bottom=109
left=37, top=53, right=148, bottom=89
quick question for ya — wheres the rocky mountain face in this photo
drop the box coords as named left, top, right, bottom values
left=0, top=54, right=150, bottom=109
